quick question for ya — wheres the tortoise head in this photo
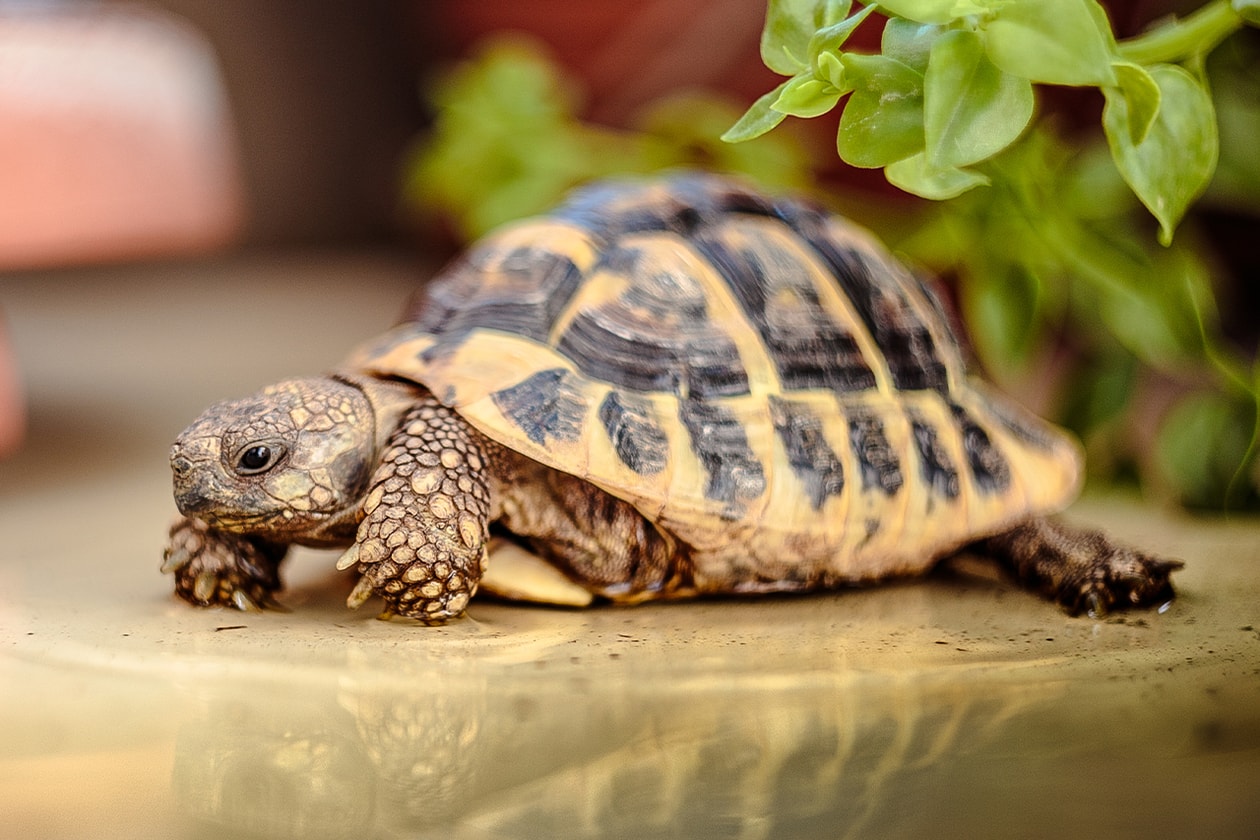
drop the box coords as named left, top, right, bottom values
left=170, top=377, right=375, bottom=541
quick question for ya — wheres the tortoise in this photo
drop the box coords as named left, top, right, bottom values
left=163, top=172, right=1181, bottom=623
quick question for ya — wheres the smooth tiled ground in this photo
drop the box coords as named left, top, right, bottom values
left=2, top=256, right=1258, bottom=839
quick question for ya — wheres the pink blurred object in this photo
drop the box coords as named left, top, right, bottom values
left=0, top=4, right=244, bottom=269
left=0, top=313, right=23, bottom=459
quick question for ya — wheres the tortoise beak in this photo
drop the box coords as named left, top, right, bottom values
left=169, top=437, right=222, bottom=517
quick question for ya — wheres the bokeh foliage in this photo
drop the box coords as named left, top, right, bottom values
left=404, top=37, right=812, bottom=241
left=403, top=5, right=1260, bottom=511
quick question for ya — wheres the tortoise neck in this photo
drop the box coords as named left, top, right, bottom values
left=329, top=372, right=426, bottom=456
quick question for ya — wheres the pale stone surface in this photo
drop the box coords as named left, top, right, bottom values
left=2, top=255, right=1257, bottom=838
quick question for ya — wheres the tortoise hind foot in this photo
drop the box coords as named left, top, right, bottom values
left=162, top=516, right=288, bottom=611
left=973, top=516, right=1184, bottom=617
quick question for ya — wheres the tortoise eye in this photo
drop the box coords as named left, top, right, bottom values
left=235, top=443, right=283, bottom=475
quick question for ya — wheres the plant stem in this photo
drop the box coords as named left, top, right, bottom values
left=1117, top=0, right=1245, bottom=65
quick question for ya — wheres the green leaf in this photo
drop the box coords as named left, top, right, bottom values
left=1056, top=218, right=1202, bottom=366
left=1096, top=279, right=1187, bottom=362
left=960, top=260, right=1043, bottom=372
left=983, top=0, right=1118, bottom=86
left=1157, top=392, right=1258, bottom=509
left=722, top=80, right=792, bottom=142
left=885, top=151, right=989, bottom=198
left=882, top=18, right=946, bottom=74
left=836, top=53, right=925, bottom=168
left=761, top=0, right=816, bottom=75
left=815, top=51, right=846, bottom=90
left=1233, top=0, right=1260, bottom=25
left=871, top=0, right=967, bottom=25
left=1102, top=64, right=1218, bottom=245
left=1062, top=140, right=1137, bottom=221
left=1209, top=46, right=1260, bottom=210
left=1109, top=62, right=1161, bottom=146
left=772, top=75, right=842, bottom=118
left=923, top=29, right=1034, bottom=169
left=818, top=0, right=854, bottom=27
left=808, top=4, right=877, bottom=56
left=1060, top=350, right=1139, bottom=434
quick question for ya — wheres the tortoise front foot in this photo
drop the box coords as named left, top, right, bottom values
left=162, top=516, right=288, bottom=611
left=339, top=399, right=491, bottom=624
left=974, top=517, right=1184, bottom=617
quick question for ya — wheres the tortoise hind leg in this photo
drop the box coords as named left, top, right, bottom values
left=493, top=454, right=685, bottom=601
left=971, top=517, right=1183, bottom=617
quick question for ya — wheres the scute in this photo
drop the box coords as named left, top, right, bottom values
left=350, top=172, right=1083, bottom=582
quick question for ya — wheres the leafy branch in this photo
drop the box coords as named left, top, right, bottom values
left=725, top=0, right=1257, bottom=245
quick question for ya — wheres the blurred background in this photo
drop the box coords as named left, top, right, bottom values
left=2, top=0, right=1257, bottom=510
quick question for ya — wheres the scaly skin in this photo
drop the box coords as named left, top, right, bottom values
left=163, top=516, right=287, bottom=610
left=974, top=518, right=1184, bottom=617
left=337, top=397, right=492, bottom=623
left=165, top=377, right=502, bottom=623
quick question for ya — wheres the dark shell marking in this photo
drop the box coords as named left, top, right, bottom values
left=412, top=246, right=584, bottom=357
left=792, top=216, right=950, bottom=393
left=769, top=396, right=845, bottom=510
left=692, top=232, right=878, bottom=393
left=950, top=403, right=1011, bottom=495
left=598, top=391, right=669, bottom=476
left=557, top=248, right=750, bottom=398
left=490, top=368, right=585, bottom=446
left=678, top=398, right=767, bottom=508
left=909, top=411, right=961, bottom=500
left=847, top=410, right=904, bottom=497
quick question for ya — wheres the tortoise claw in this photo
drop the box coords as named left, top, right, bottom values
left=335, top=544, right=360, bottom=571
left=193, top=570, right=218, bottom=603
left=346, top=575, right=376, bottom=610
left=165, top=517, right=287, bottom=609
left=231, top=589, right=261, bottom=612
left=978, top=518, right=1184, bottom=616
left=161, top=546, right=192, bottom=574
left=1083, top=590, right=1107, bottom=620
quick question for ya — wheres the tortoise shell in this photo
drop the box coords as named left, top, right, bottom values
left=350, top=173, right=1081, bottom=588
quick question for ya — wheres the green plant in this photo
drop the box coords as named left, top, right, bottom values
left=726, top=0, right=1256, bottom=243
left=405, top=37, right=811, bottom=241
left=725, top=0, right=1260, bottom=508
left=404, top=12, right=1260, bottom=510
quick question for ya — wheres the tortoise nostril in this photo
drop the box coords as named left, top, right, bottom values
left=171, top=455, right=193, bottom=476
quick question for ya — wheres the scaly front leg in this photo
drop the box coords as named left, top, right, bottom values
left=162, top=516, right=288, bottom=610
left=338, top=398, right=492, bottom=623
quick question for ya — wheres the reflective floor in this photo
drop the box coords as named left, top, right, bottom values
left=3, top=256, right=1259, bottom=839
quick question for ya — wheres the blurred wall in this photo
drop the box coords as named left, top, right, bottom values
left=144, top=1, right=432, bottom=247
